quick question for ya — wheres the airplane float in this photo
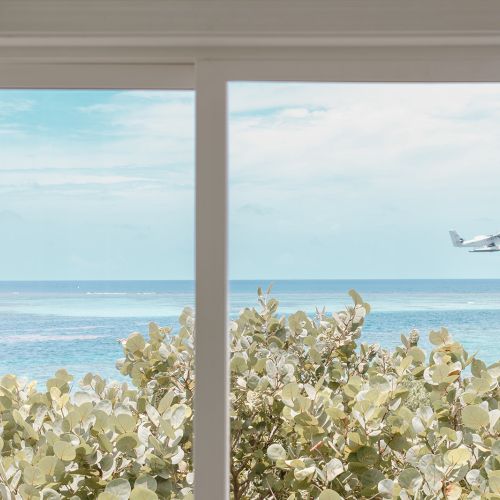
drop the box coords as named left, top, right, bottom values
left=449, top=230, right=500, bottom=253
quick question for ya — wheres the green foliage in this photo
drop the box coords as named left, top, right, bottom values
left=0, top=311, right=194, bottom=500
left=1, top=290, right=500, bottom=499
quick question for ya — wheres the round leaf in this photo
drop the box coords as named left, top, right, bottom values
left=429, top=328, right=451, bottom=345
left=445, top=446, right=472, bottom=466
left=130, top=487, right=158, bottom=500
left=126, top=333, right=146, bottom=353
left=41, top=489, right=62, bottom=500
left=462, top=405, right=489, bottom=430
left=53, top=440, right=76, bottom=462
left=105, top=478, right=131, bottom=500
left=116, top=433, right=139, bottom=452
left=318, top=490, right=342, bottom=500
left=134, top=475, right=157, bottom=492
left=378, top=479, right=395, bottom=499
left=282, top=383, right=300, bottom=405
left=398, top=468, right=422, bottom=492
left=267, top=443, right=286, bottom=461
left=115, top=413, right=136, bottom=434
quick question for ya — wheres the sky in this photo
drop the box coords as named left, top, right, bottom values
left=2, top=84, right=500, bottom=280
left=0, top=90, right=195, bottom=280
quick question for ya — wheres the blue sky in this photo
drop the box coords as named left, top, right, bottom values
left=2, top=84, right=500, bottom=279
left=0, top=90, right=195, bottom=280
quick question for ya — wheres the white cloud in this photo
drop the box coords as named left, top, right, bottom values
left=230, top=84, right=500, bottom=189
left=228, top=83, right=500, bottom=278
left=0, top=172, right=151, bottom=187
left=0, top=91, right=195, bottom=194
left=0, top=99, right=34, bottom=136
left=0, top=99, right=33, bottom=115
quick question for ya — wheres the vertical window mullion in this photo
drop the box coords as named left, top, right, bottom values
left=194, top=62, right=229, bottom=499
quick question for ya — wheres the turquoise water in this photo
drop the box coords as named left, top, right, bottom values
left=0, top=280, right=499, bottom=385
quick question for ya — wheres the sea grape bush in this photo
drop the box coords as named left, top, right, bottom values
left=0, top=310, right=195, bottom=500
left=0, top=290, right=499, bottom=499
left=230, top=290, right=500, bottom=499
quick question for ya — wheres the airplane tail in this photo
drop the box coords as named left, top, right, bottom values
left=449, top=230, right=464, bottom=247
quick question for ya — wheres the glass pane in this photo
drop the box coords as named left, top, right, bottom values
left=229, top=83, right=500, bottom=499
left=0, top=90, right=194, bottom=496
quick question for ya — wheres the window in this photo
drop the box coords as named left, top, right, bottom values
left=224, top=77, right=500, bottom=498
left=0, top=88, right=196, bottom=497
left=3, top=5, right=500, bottom=496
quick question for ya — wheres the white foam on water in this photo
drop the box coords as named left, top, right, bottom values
left=0, top=325, right=105, bottom=334
left=3, top=334, right=105, bottom=343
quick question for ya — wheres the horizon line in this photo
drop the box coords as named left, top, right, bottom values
left=2, top=278, right=500, bottom=282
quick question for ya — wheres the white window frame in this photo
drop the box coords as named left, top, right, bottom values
left=196, top=53, right=500, bottom=498
left=3, top=2, right=500, bottom=498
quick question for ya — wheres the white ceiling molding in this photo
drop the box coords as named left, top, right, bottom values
left=2, top=0, right=500, bottom=63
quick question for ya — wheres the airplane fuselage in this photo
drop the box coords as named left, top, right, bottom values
left=449, top=230, right=500, bottom=253
left=461, top=235, right=500, bottom=247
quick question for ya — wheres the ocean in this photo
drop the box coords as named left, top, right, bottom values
left=0, top=279, right=499, bottom=386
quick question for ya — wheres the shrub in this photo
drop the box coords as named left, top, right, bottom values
left=0, top=289, right=499, bottom=499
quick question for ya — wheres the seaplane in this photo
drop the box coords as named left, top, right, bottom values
left=449, top=230, right=500, bottom=253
